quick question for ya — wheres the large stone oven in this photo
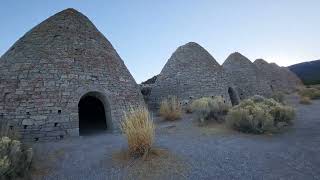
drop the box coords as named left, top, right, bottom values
left=254, top=59, right=302, bottom=93
left=0, top=9, right=144, bottom=141
left=222, top=52, right=273, bottom=100
left=148, top=42, right=235, bottom=108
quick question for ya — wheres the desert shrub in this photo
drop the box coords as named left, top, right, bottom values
left=298, top=88, right=320, bottom=100
left=271, top=92, right=285, bottom=103
left=0, top=137, right=33, bottom=179
left=270, top=105, right=295, bottom=124
left=226, top=104, right=274, bottom=134
left=300, top=96, right=312, bottom=104
left=191, top=96, right=230, bottom=125
left=159, top=96, right=182, bottom=121
left=121, top=107, right=155, bottom=158
left=226, top=96, right=295, bottom=134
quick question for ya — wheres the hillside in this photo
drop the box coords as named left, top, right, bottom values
left=289, top=59, right=320, bottom=85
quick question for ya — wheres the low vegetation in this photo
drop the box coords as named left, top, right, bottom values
left=226, top=96, right=295, bottom=134
left=121, top=107, right=155, bottom=158
left=0, top=137, right=33, bottom=179
left=298, top=87, right=320, bottom=100
left=159, top=96, right=182, bottom=121
left=191, top=96, right=230, bottom=125
left=0, top=119, right=33, bottom=179
left=300, top=96, right=312, bottom=104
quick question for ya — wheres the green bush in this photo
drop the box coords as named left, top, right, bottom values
left=226, top=96, right=295, bottom=134
left=270, top=105, right=295, bottom=124
left=191, top=96, right=230, bottom=125
left=0, top=137, right=33, bottom=179
left=226, top=104, right=274, bottom=134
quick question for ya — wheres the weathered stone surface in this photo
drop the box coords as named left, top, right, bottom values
left=222, top=52, right=273, bottom=99
left=0, top=8, right=144, bottom=141
left=254, top=59, right=303, bottom=93
left=148, top=42, right=233, bottom=108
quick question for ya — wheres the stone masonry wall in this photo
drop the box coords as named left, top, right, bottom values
left=254, top=59, right=303, bottom=93
left=148, top=42, right=233, bottom=109
left=222, top=52, right=273, bottom=100
left=0, top=9, right=144, bottom=141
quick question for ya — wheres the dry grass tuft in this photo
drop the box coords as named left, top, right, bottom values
left=159, top=96, right=182, bottom=121
left=121, top=107, right=155, bottom=158
left=300, top=96, right=312, bottom=105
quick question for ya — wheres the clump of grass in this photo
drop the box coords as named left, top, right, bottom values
left=298, top=88, right=320, bottom=100
left=191, top=96, right=230, bottom=125
left=226, top=96, right=295, bottom=134
left=159, top=96, right=182, bottom=121
left=300, top=96, right=312, bottom=105
left=121, top=107, right=155, bottom=158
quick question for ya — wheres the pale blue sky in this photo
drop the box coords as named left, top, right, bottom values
left=0, top=0, right=319, bottom=82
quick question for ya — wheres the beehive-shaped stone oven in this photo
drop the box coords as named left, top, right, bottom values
left=148, top=42, right=236, bottom=108
left=222, top=52, right=272, bottom=100
left=0, top=8, right=144, bottom=141
left=254, top=59, right=302, bottom=93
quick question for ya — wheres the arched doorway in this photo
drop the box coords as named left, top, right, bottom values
left=78, top=92, right=111, bottom=135
left=228, top=87, right=240, bottom=106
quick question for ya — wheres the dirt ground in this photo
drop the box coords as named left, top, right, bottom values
left=30, top=94, right=320, bottom=180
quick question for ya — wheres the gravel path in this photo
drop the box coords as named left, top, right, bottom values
left=31, top=95, right=320, bottom=180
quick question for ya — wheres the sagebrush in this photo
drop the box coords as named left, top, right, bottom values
left=121, top=107, right=155, bottom=158
left=298, top=88, right=320, bottom=100
left=191, top=96, right=230, bottom=125
left=0, top=137, right=33, bottom=179
left=226, top=96, right=295, bottom=134
left=159, top=96, right=182, bottom=121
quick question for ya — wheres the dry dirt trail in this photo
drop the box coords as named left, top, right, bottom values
left=31, top=95, right=320, bottom=180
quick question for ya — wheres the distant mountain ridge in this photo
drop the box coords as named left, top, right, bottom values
left=289, top=59, right=320, bottom=85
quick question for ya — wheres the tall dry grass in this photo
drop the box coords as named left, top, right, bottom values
left=159, top=96, right=182, bottom=121
left=121, top=107, right=155, bottom=158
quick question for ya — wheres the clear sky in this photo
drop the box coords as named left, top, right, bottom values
left=0, top=0, right=319, bottom=83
